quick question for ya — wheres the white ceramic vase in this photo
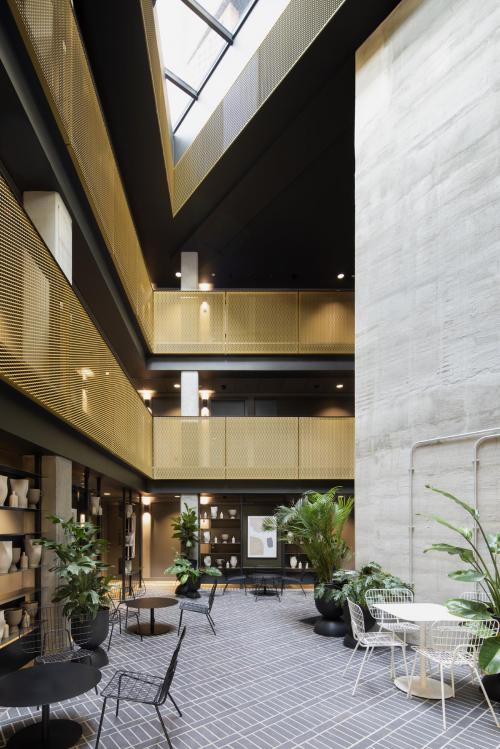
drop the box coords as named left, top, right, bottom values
left=210, top=506, right=218, bottom=520
left=25, top=538, right=42, bottom=568
left=9, top=548, right=21, bottom=572
left=0, top=611, right=4, bottom=638
left=0, top=476, right=7, bottom=506
left=20, top=552, right=28, bottom=570
left=203, top=530, right=210, bottom=543
left=290, top=556, right=298, bottom=569
left=228, top=509, right=237, bottom=518
left=204, top=555, right=212, bottom=567
left=0, top=541, right=13, bottom=574
left=8, top=493, right=18, bottom=508
left=126, top=504, right=133, bottom=519
left=90, top=496, right=100, bottom=516
left=28, top=488, right=40, bottom=508
left=11, top=479, right=28, bottom=508
left=230, top=555, right=238, bottom=568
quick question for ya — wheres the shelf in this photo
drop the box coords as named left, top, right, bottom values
left=0, top=506, right=38, bottom=512
left=0, top=587, right=38, bottom=607
left=0, top=464, right=42, bottom=480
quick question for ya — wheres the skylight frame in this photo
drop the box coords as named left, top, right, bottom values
left=162, top=0, right=260, bottom=133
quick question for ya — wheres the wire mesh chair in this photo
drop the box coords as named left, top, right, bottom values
left=365, top=587, right=420, bottom=643
left=107, top=584, right=143, bottom=651
left=407, top=618, right=499, bottom=729
left=20, top=604, right=94, bottom=665
left=343, top=599, right=409, bottom=695
left=96, top=626, right=186, bottom=749
left=177, top=582, right=218, bottom=635
left=459, top=590, right=490, bottom=603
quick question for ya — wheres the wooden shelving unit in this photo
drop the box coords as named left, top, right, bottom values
left=199, top=498, right=242, bottom=575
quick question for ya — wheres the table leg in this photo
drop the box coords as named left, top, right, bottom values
left=150, top=607, right=155, bottom=635
left=394, top=622, right=454, bottom=700
left=41, top=705, right=49, bottom=745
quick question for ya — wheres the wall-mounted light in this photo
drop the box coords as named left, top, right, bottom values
left=336, top=383, right=344, bottom=389
left=200, top=495, right=211, bottom=505
left=199, top=282, right=213, bottom=291
left=79, top=513, right=86, bottom=525
left=174, top=383, right=180, bottom=389
left=337, top=273, right=345, bottom=280
left=103, top=492, right=110, bottom=496
left=138, top=389, right=154, bottom=401
left=76, top=367, right=94, bottom=381
left=199, top=390, right=214, bottom=401
left=175, top=271, right=182, bottom=278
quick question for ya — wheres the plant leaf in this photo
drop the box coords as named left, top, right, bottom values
left=424, top=544, right=475, bottom=564
left=479, top=636, right=500, bottom=675
left=420, top=514, right=472, bottom=541
left=447, top=598, right=492, bottom=620
left=448, top=570, right=485, bottom=582
left=426, top=486, right=478, bottom=519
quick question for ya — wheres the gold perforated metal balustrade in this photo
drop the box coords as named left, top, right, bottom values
left=0, top=176, right=152, bottom=476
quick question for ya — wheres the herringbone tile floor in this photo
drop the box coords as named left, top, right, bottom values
left=1, top=584, right=499, bottom=748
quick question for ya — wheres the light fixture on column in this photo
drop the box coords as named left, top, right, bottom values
left=199, top=389, right=213, bottom=417
left=138, top=389, right=154, bottom=414
left=198, top=281, right=213, bottom=291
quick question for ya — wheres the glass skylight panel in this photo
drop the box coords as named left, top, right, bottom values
left=156, top=0, right=226, bottom=91
left=166, top=82, right=193, bottom=126
left=196, top=0, right=256, bottom=33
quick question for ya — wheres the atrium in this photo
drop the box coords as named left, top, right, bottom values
left=0, top=1, right=498, bottom=748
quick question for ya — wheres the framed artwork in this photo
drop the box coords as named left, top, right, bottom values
left=247, top=515, right=277, bottom=558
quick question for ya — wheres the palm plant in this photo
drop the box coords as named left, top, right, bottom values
left=172, top=503, right=199, bottom=558
left=423, top=486, right=500, bottom=675
left=263, top=487, right=353, bottom=598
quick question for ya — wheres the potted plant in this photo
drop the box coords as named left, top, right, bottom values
left=172, top=503, right=199, bottom=559
left=36, top=515, right=112, bottom=665
left=165, top=554, right=222, bottom=599
left=263, top=488, right=354, bottom=636
left=423, top=485, right=500, bottom=699
left=331, top=563, right=412, bottom=648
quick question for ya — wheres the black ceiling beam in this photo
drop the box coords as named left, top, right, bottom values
left=180, top=0, right=233, bottom=44
left=147, top=355, right=354, bottom=374
left=148, top=479, right=354, bottom=495
left=164, top=67, right=198, bottom=99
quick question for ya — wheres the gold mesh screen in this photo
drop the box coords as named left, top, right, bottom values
left=8, top=0, right=154, bottom=346
left=225, top=292, right=298, bottom=354
left=299, top=292, right=354, bottom=354
left=225, top=417, right=299, bottom=480
left=153, top=291, right=225, bottom=354
left=153, top=417, right=226, bottom=480
left=0, top=176, right=152, bottom=476
left=299, top=417, right=354, bottom=480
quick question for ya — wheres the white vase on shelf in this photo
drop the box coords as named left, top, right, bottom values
left=230, top=555, right=238, bottom=568
left=126, top=504, right=133, bottom=519
left=210, top=506, right=218, bottom=520
left=290, top=556, right=298, bottom=569
left=9, top=548, right=21, bottom=573
left=8, top=493, right=18, bottom=508
left=90, top=496, right=100, bottom=516
left=204, top=555, right=212, bottom=567
left=25, top=538, right=42, bottom=568
left=11, top=479, right=28, bottom=508
left=228, top=509, right=237, bottom=518
left=28, top=489, right=40, bottom=508
left=298, top=561, right=303, bottom=570
left=203, top=531, right=210, bottom=543
left=20, top=552, right=28, bottom=570
left=0, top=541, right=13, bottom=574
left=0, top=476, right=7, bottom=506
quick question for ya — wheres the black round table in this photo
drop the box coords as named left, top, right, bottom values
left=126, top=596, right=178, bottom=636
left=0, top=662, right=101, bottom=748
left=249, top=573, right=281, bottom=598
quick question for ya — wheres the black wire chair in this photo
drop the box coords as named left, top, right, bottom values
left=177, top=582, right=218, bottom=635
left=96, top=626, right=187, bottom=749
left=107, top=584, right=143, bottom=651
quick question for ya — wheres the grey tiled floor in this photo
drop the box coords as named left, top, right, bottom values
left=1, top=584, right=499, bottom=748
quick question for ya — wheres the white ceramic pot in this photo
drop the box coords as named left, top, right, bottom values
left=9, top=548, right=21, bottom=572
left=124, top=560, right=132, bottom=574
left=0, top=476, right=7, bottom=506
left=20, top=552, right=28, bottom=570
left=221, top=533, right=229, bottom=542
left=90, top=496, right=100, bottom=516
left=298, top=561, right=303, bottom=569
left=0, top=541, right=13, bottom=574
left=210, top=506, right=218, bottom=520
left=126, top=504, right=133, bottom=518
left=8, top=493, right=18, bottom=508
left=125, top=533, right=133, bottom=545
left=230, top=555, right=238, bottom=568
left=203, top=531, right=210, bottom=543
left=11, top=479, right=28, bottom=508
left=290, top=556, right=298, bottom=569
left=25, top=538, right=42, bottom=568
left=203, top=555, right=212, bottom=567
left=228, top=509, right=237, bottom=518
left=0, top=611, right=4, bottom=634
left=28, top=488, right=40, bottom=508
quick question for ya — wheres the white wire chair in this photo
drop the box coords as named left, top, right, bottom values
left=459, top=590, right=490, bottom=603
left=343, top=599, right=409, bottom=695
left=365, top=587, right=420, bottom=643
left=407, top=618, right=500, bottom=729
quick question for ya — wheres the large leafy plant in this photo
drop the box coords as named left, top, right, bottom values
left=262, top=488, right=353, bottom=597
left=164, top=554, right=221, bottom=584
left=36, top=515, right=111, bottom=619
left=423, top=486, right=500, bottom=675
left=330, top=563, right=411, bottom=607
left=172, top=503, right=199, bottom=558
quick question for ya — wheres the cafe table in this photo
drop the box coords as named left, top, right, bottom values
left=376, top=602, right=463, bottom=699
left=126, top=595, right=178, bottom=636
left=0, top=661, right=101, bottom=747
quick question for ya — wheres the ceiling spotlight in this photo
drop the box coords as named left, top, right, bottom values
left=175, top=271, right=181, bottom=278
left=337, top=273, right=345, bottom=280
left=138, top=389, right=154, bottom=401
left=336, top=383, right=344, bottom=389
left=211, top=273, right=216, bottom=278
left=174, top=383, right=180, bottom=389
left=103, top=492, right=111, bottom=496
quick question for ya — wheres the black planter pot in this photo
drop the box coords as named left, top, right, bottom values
left=313, top=583, right=346, bottom=637
left=482, top=674, right=500, bottom=703
left=342, top=601, right=375, bottom=648
left=72, top=608, right=110, bottom=667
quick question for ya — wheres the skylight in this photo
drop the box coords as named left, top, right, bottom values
left=156, top=0, right=259, bottom=131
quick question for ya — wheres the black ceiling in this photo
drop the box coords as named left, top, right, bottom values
left=73, top=0, right=400, bottom=290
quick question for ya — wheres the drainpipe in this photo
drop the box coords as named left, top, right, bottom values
left=473, top=434, right=500, bottom=585
left=409, top=428, right=500, bottom=582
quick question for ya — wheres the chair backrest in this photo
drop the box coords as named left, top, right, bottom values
left=430, top=618, right=499, bottom=655
left=159, top=625, right=186, bottom=703
left=208, top=582, right=218, bottom=612
left=459, top=590, right=489, bottom=603
left=21, top=604, right=92, bottom=655
left=365, top=587, right=414, bottom=624
left=347, top=599, right=366, bottom=641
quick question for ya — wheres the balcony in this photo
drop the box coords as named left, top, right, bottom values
left=153, top=416, right=354, bottom=480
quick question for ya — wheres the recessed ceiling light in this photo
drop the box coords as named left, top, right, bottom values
left=103, top=492, right=110, bottom=496
left=174, top=383, right=180, bottom=389
left=175, top=271, right=181, bottom=278
left=336, top=383, right=344, bottom=389
left=337, top=273, right=345, bottom=280
left=211, top=273, right=216, bottom=277
left=174, top=495, right=180, bottom=498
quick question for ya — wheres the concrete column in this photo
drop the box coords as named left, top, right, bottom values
left=40, top=455, right=72, bottom=604
left=180, top=251, right=199, bottom=558
left=142, top=503, right=151, bottom=578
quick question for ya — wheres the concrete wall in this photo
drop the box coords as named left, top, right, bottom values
left=355, top=0, right=500, bottom=601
